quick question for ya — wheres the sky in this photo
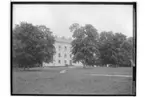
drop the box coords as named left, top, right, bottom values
left=13, top=4, right=133, bottom=37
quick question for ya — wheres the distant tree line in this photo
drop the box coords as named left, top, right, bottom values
left=69, top=23, right=135, bottom=67
left=12, top=22, right=135, bottom=69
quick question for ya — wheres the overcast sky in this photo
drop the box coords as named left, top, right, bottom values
left=13, top=4, right=133, bottom=37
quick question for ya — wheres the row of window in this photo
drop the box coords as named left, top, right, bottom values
left=58, top=46, right=71, bottom=51
left=58, top=60, right=72, bottom=64
left=58, top=53, right=72, bottom=58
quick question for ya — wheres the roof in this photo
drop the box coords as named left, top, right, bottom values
left=54, top=36, right=73, bottom=44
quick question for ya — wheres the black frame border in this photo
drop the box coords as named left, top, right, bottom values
left=10, top=1, right=137, bottom=96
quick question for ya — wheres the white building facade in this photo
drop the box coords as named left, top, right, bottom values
left=43, top=36, right=83, bottom=67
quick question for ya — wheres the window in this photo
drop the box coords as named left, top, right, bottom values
left=64, top=60, right=67, bottom=64
left=70, top=60, right=72, bottom=65
left=58, top=60, right=61, bottom=64
left=59, top=53, right=61, bottom=57
left=64, top=54, right=67, bottom=58
left=65, top=46, right=67, bottom=50
left=59, top=46, right=61, bottom=51
left=53, top=60, right=55, bottom=62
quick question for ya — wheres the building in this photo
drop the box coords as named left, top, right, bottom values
left=43, top=36, right=83, bottom=67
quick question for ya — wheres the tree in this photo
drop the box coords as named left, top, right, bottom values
left=122, top=37, right=135, bottom=67
left=69, top=23, right=100, bottom=67
left=98, top=31, right=134, bottom=67
left=13, top=22, right=55, bottom=69
left=98, top=31, right=116, bottom=66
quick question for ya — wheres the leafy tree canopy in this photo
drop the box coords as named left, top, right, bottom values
left=70, top=23, right=100, bottom=67
left=70, top=23, right=135, bottom=67
left=13, top=22, right=55, bottom=69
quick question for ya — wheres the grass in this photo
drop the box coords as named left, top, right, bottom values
left=12, top=66, right=133, bottom=95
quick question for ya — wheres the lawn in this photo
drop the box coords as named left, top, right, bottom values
left=12, top=66, right=133, bottom=95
